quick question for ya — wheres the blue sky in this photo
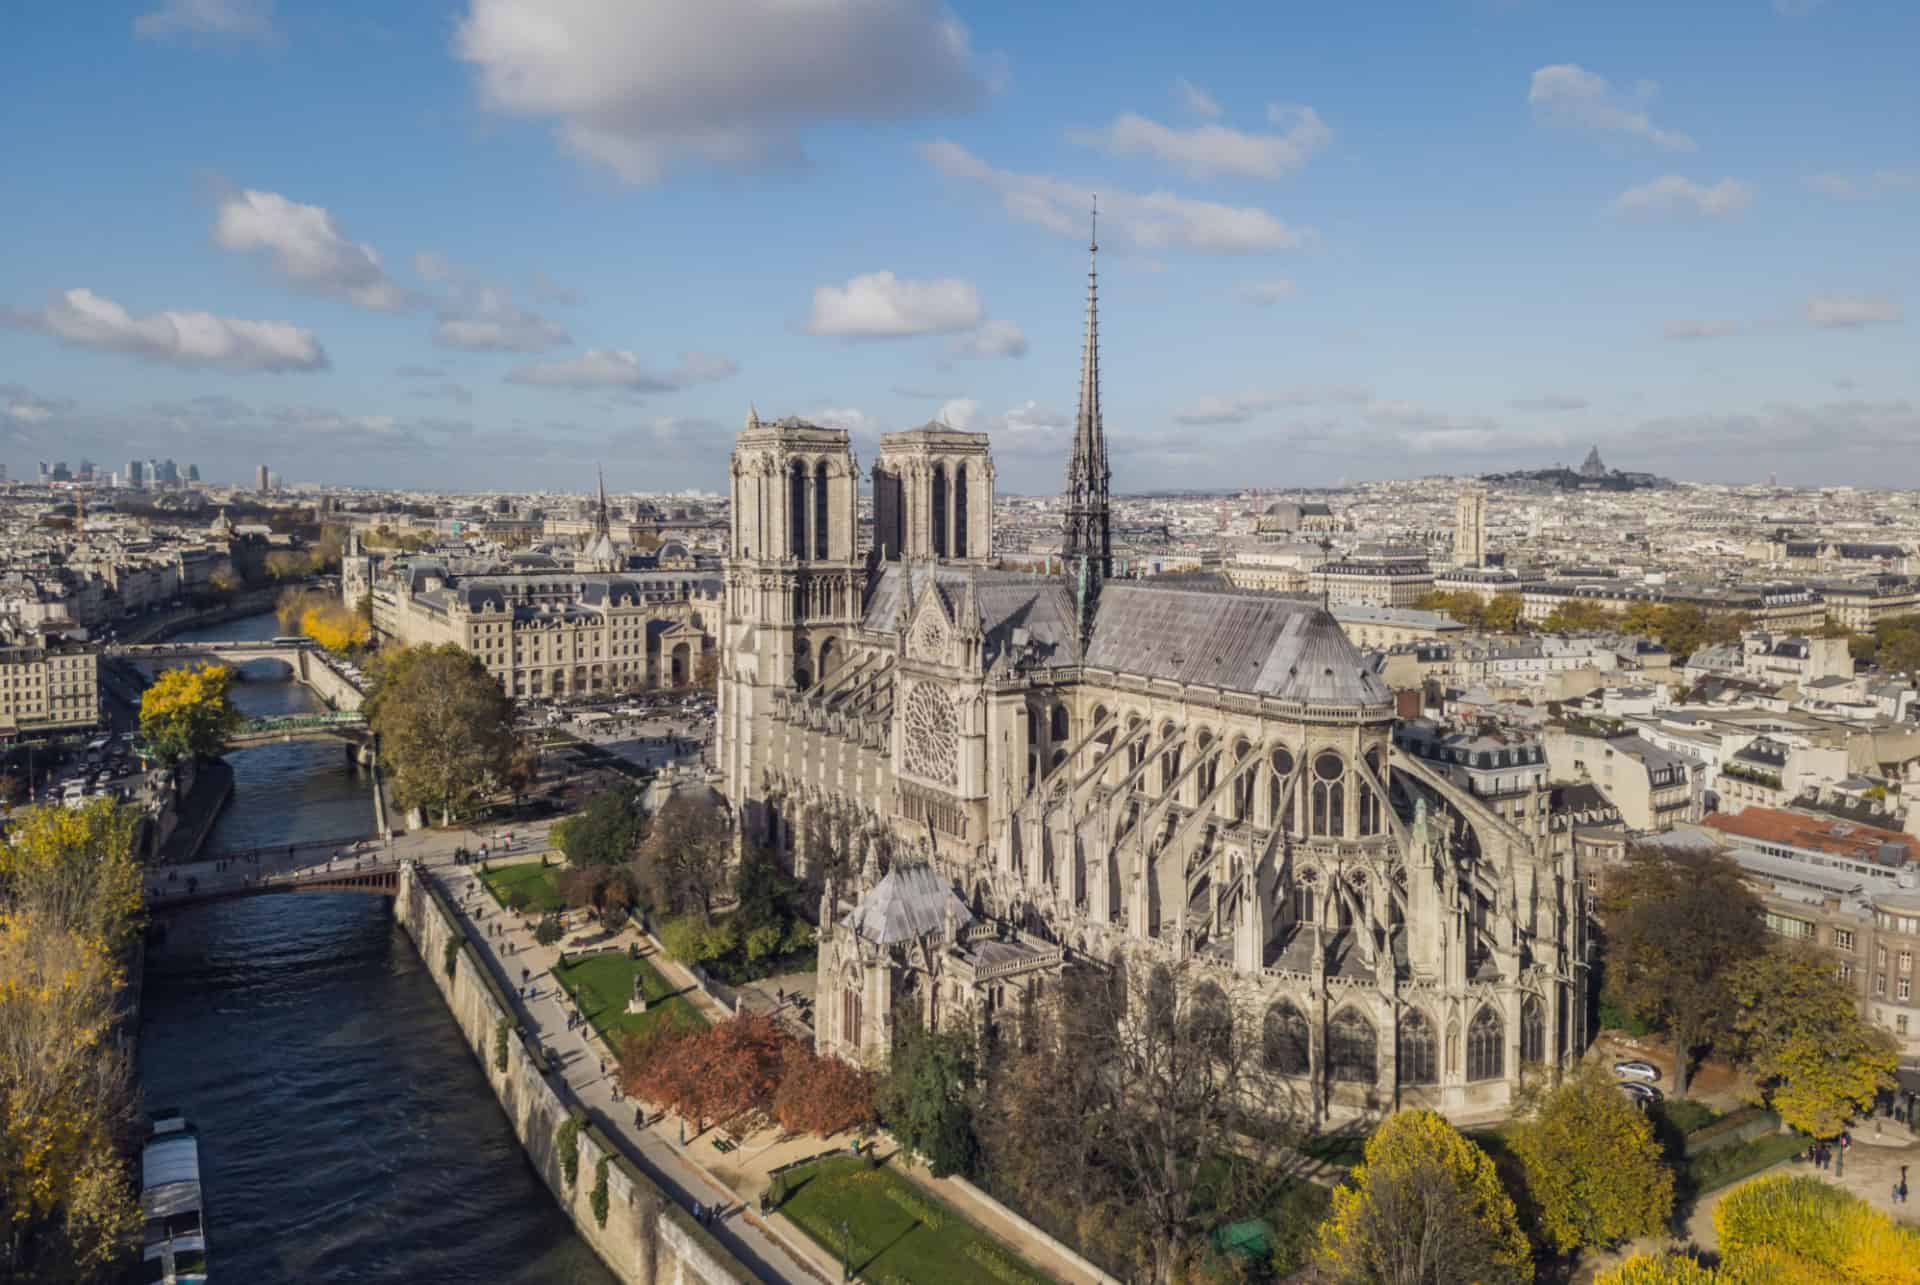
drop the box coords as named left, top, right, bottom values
left=1, top=0, right=1914, bottom=493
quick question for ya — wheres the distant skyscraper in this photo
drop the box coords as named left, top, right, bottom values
left=126, top=459, right=143, bottom=487
left=51, top=461, right=72, bottom=483
left=146, top=458, right=161, bottom=489
left=1455, top=485, right=1488, bottom=569
left=256, top=464, right=270, bottom=492
left=186, top=463, right=200, bottom=483
left=267, top=471, right=281, bottom=491
left=38, top=462, right=51, bottom=483
left=159, top=458, right=179, bottom=484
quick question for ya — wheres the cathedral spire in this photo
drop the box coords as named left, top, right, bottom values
left=594, top=465, right=610, bottom=537
left=1063, top=198, right=1111, bottom=641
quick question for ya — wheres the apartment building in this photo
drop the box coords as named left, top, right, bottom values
left=0, top=641, right=100, bottom=735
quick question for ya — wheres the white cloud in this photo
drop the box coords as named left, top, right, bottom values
left=1804, top=171, right=1919, bottom=201
left=809, top=407, right=879, bottom=435
left=935, top=397, right=978, bottom=429
left=947, top=319, right=1028, bottom=359
left=1173, top=386, right=1366, bottom=425
left=412, top=250, right=570, bottom=351
left=1508, top=394, right=1589, bottom=412
left=6, top=288, right=327, bottom=372
left=1630, top=399, right=1917, bottom=456
left=805, top=271, right=984, bottom=338
left=506, top=349, right=737, bottom=390
left=1610, top=175, right=1752, bottom=218
left=1236, top=278, right=1295, bottom=306
left=1664, top=319, right=1743, bottom=340
left=1806, top=296, right=1902, bottom=328
left=986, top=401, right=1072, bottom=455
left=394, top=364, right=447, bottom=378
left=453, top=0, right=983, bottom=183
left=923, top=141, right=1311, bottom=254
left=1528, top=64, right=1695, bottom=152
left=529, top=271, right=579, bottom=306
left=1173, top=79, right=1222, bottom=119
left=1066, top=103, right=1331, bottom=180
left=212, top=189, right=410, bottom=312
left=1, top=384, right=72, bottom=426
left=134, top=0, right=277, bottom=43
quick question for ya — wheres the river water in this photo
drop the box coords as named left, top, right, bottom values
left=139, top=612, right=616, bottom=1284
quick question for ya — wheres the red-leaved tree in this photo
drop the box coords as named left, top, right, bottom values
left=621, top=1012, right=793, bottom=1133
left=772, top=1043, right=877, bottom=1138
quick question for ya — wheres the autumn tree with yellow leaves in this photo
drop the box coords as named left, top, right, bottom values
left=1, top=798, right=146, bottom=1279
left=1509, top=1063, right=1674, bottom=1255
left=276, top=587, right=370, bottom=654
left=1725, top=946, right=1899, bottom=1138
left=1596, top=1174, right=1920, bottom=1285
left=138, top=662, right=243, bottom=764
left=1314, top=1108, right=1532, bottom=1285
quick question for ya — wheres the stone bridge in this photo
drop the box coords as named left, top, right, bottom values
left=148, top=862, right=398, bottom=909
left=109, top=640, right=366, bottom=712
left=228, top=710, right=371, bottom=747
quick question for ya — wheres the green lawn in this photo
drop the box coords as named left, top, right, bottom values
left=480, top=861, right=566, bottom=912
left=551, top=950, right=707, bottom=1047
left=778, top=1156, right=1049, bottom=1285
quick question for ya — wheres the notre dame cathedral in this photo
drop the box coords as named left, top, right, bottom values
left=715, top=230, right=1589, bottom=1126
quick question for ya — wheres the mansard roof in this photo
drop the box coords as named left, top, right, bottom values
left=843, top=859, right=972, bottom=945
left=1085, top=582, right=1393, bottom=707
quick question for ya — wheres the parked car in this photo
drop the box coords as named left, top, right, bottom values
left=1614, top=1060, right=1661, bottom=1082
left=1617, top=1081, right=1663, bottom=1106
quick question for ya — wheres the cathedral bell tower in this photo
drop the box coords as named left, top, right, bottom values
left=719, top=411, right=866, bottom=802
left=1062, top=202, right=1111, bottom=642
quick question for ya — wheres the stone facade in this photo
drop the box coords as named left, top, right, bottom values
left=0, top=639, right=99, bottom=733
left=716, top=248, right=1587, bottom=1129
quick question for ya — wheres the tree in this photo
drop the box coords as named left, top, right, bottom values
left=694, top=651, right=720, bottom=690
left=0, top=801, right=145, bottom=1280
left=1725, top=947, right=1899, bottom=1137
left=554, top=788, right=646, bottom=868
left=640, top=790, right=732, bottom=918
left=1509, top=1063, right=1674, bottom=1254
left=882, top=1015, right=980, bottom=1179
left=138, top=662, right=243, bottom=765
left=534, top=915, right=563, bottom=946
left=1874, top=616, right=1920, bottom=678
left=1619, top=602, right=1667, bottom=639
left=1599, top=845, right=1766, bottom=1095
left=1315, top=1108, right=1531, bottom=1285
left=1595, top=1255, right=1718, bottom=1284
left=264, top=548, right=310, bottom=580
left=1654, top=603, right=1741, bottom=663
left=771, top=1042, right=877, bottom=1138
left=1715, top=1174, right=1920, bottom=1283
left=1483, top=593, right=1525, bottom=633
left=364, top=644, right=516, bottom=824
left=0, top=799, right=144, bottom=954
left=1542, top=599, right=1619, bottom=634
left=620, top=1013, right=790, bottom=1133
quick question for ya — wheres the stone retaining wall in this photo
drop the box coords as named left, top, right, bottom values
left=395, top=862, right=756, bottom=1285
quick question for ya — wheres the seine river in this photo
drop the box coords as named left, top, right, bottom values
left=138, top=612, right=616, bottom=1284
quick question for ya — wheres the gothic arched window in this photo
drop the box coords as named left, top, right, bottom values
left=814, top=460, right=830, bottom=559
left=931, top=464, right=949, bottom=558
left=1051, top=704, right=1070, bottom=744
left=1263, top=1001, right=1310, bottom=1074
left=954, top=463, right=969, bottom=559
left=1312, top=751, right=1344, bottom=837
left=789, top=460, right=807, bottom=558
left=1328, top=1008, right=1376, bottom=1083
left=1398, top=1009, right=1438, bottom=1086
left=1520, top=995, right=1546, bottom=1066
left=1468, top=1005, right=1505, bottom=1082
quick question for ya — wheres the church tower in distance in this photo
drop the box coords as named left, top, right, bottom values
left=1061, top=202, right=1111, bottom=641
